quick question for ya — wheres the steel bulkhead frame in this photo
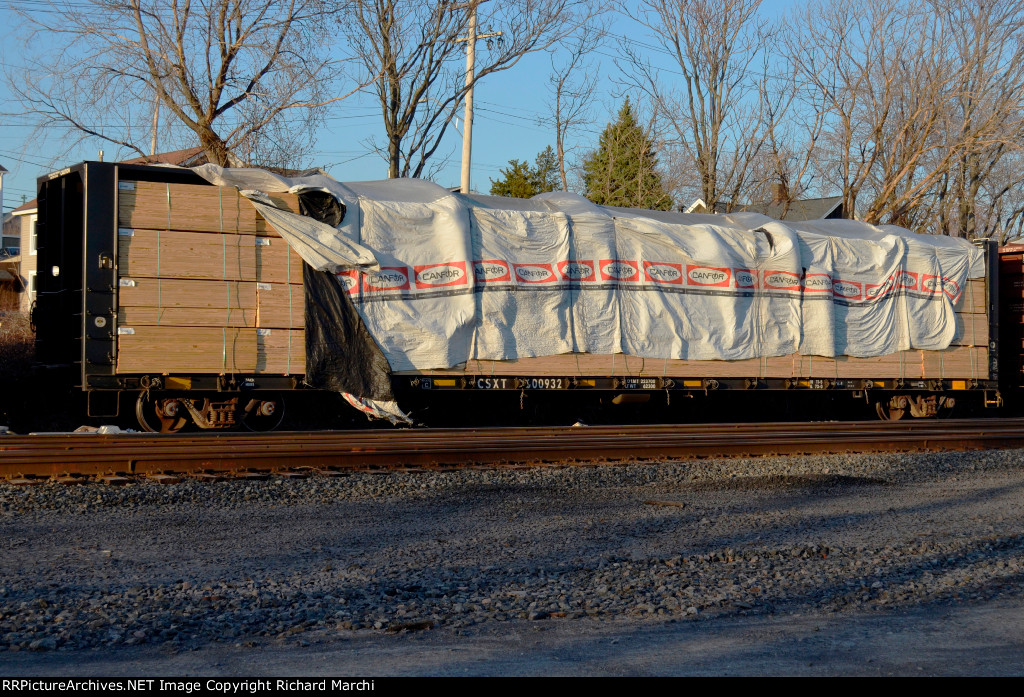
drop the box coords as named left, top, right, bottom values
left=986, top=239, right=999, bottom=384
left=80, top=162, right=119, bottom=389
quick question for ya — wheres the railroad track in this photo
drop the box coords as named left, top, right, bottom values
left=1, top=418, right=1023, bottom=482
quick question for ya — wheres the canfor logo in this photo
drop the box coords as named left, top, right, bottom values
left=336, top=270, right=360, bottom=294
left=764, top=270, right=802, bottom=291
left=832, top=280, right=863, bottom=300
left=866, top=276, right=895, bottom=299
left=414, top=261, right=468, bottom=289
left=473, top=260, right=511, bottom=283
left=802, top=273, right=832, bottom=292
left=686, top=264, right=730, bottom=287
left=600, top=259, right=639, bottom=281
left=894, top=270, right=918, bottom=289
left=557, top=260, right=596, bottom=281
left=364, top=267, right=410, bottom=291
left=513, top=263, right=556, bottom=283
left=643, top=261, right=683, bottom=284
left=922, top=274, right=959, bottom=299
left=733, top=269, right=758, bottom=288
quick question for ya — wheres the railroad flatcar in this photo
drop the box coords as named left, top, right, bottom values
left=28, top=161, right=1006, bottom=432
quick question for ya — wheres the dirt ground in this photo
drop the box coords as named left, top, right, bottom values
left=1, top=600, right=1023, bottom=676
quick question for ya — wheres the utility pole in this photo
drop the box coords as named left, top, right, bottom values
left=150, top=90, right=160, bottom=157
left=456, top=0, right=500, bottom=194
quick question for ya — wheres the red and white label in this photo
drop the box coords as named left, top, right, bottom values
left=733, top=269, right=758, bottom=289
left=600, top=259, right=639, bottom=281
left=764, top=270, right=802, bottom=291
left=364, top=267, right=410, bottom=292
left=514, top=263, right=557, bottom=284
left=643, top=261, right=683, bottom=284
left=415, top=261, right=468, bottom=289
left=557, top=260, right=596, bottom=281
left=802, top=273, right=832, bottom=293
left=894, top=270, right=918, bottom=290
left=832, top=280, right=863, bottom=300
left=336, top=270, right=360, bottom=295
left=922, top=274, right=959, bottom=299
left=686, top=265, right=730, bottom=287
left=865, top=276, right=895, bottom=300
left=473, top=260, right=511, bottom=283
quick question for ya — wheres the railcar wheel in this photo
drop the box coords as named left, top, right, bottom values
left=876, top=394, right=911, bottom=421
left=241, top=393, right=286, bottom=431
left=136, top=392, right=189, bottom=433
left=875, top=400, right=906, bottom=421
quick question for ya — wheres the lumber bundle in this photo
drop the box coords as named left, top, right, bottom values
left=955, top=278, right=988, bottom=315
left=117, top=181, right=299, bottom=235
left=118, top=230, right=256, bottom=280
left=117, top=327, right=304, bottom=374
left=115, top=182, right=305, bottom=375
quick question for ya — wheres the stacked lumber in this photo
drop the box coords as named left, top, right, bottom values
left=115, top=181, right=305, bottom=375
left=952, top=277, right=989, bottom=347
left=117, top=181, right=299, bottom=235
left=403, top=346, right=989, bottom=380
left=117, top=327, right=305, bottom=374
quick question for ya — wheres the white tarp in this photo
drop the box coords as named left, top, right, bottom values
left=191, top=166, right=986, bottom=372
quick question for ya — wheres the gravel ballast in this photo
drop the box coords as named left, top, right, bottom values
left=2, top=448, right=1024, bottom=673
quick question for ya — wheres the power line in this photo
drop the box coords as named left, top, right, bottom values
left=0, top=151, right=54, bottom=169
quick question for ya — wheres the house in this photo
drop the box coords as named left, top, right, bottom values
left=686, top=193, right=846, bottom=221
left=1, top=212, right=16, bottom=253
left=1, top=163, right=15, bottom=253
left=2, top=200, right=37, bottom=313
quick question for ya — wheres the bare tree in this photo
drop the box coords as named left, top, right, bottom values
left=344, top=0, right=597, bottom=180
left=624, top=0, right=778, bottom=211
left=787, top=0, right=1024, bottom=232
left=929, top=0, right=1024, bottom=239
left=7, top=0, right=353, bottom=168
left=546, top=26, right=605, bottom=191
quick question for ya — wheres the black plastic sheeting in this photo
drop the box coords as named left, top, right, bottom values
left=299, top=190, right=347, bottom=229
left=302, top=264, right=395, bottom=401
left=296, top=191, right=395, bottom=403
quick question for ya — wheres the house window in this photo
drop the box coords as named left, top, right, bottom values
left=29, top=215, right=38, bottom=255
left=29, top=270, right=37, bottom=300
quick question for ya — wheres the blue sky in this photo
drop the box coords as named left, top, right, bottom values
left=0, top=1, right=793, bottom=213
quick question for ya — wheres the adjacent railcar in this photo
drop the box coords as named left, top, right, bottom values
left=30, top=162, right=1005, bottom=431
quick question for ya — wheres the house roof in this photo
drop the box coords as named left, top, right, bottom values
left=0, top=164, right=8, bottom=173
left=723, top=196, right=844, bottom=221
left=686, top=195, right=844, bottom=220
left=11, top=199, right=36, bottom=215
left=120, top=146, right=207, bottom=167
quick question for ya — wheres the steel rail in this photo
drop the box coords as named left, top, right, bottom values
left=1, top=418, right=1023, bottom=479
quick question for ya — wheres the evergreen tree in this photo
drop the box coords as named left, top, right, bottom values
left=490, top=160, right=537, bottom=198
left=582, top=99, right=672, bottom=210
left=489, top=146, right=560, bottom=198
left=531, top=145, right=560, bottom=193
